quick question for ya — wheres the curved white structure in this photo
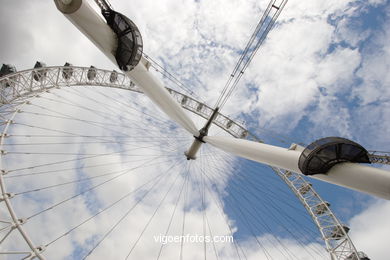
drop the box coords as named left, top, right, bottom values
left=0, top=65, right=362, bottom=259
left=204, top=136, right=390, bottom=200
left=54, top=0, right=199, bottom=136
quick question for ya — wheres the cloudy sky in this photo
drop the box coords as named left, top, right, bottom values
left=1, top=0, right=390, bottom=259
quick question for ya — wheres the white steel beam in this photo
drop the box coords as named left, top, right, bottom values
left=204, top=136, right=390, bottom=200
left=54, top=0, right=199, bottom=136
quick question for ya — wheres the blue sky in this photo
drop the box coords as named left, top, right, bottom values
left=1, top=0, right=390, bottom=259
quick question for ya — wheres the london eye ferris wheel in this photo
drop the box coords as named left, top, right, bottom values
left=0, top=0, right=389, bottom=259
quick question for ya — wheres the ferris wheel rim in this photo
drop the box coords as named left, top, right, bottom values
left=0, top=65, right=360, bottom=260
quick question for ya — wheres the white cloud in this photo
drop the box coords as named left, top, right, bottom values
left=349, top=200, right=390, bottom=260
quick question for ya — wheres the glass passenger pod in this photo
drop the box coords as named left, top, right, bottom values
left=298, top=137, right=371, bottom=176
left=240, top=130, right=248, bottom=139
left=87, top=66, right=97, bottom=81
left=181, top=96, right=187, bottom=105
left=102, top=9, right=143, bottom=72
left=226, top=120, right=233, bottom=129
left=329, top=225, right=350, bottom=240
left=33, top=61, right=47, bottom=82
left=62, top=62, right=73, bottom=80
left=298, top=183, right=312, bottom=195
left=0, top=64, right=16, bottom=78
left=0, top=64, right=17, bottom=88
left=313, top=202, right=330, bottom=215
left=196, top=103, right=203, bottom=112
left=346, top=252, right=371, bottom=260
left=110, top=70, right=118, bottom=83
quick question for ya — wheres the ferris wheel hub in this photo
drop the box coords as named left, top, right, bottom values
left=184, top=108, right=220, bottom=160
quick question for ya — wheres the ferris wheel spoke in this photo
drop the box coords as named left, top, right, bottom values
left=197, top=167, right=246, bottom=260
left=179, top=161, right=191, bottom=260
left=193, top=154, right=218, bottom=260
left=201, top=148, right=326, bottom=258
left=81, top=158, right=183, bottom=259
left=12, top=157, right=177, bottom=196
left=21, top=103, right=183, bottom=142
left=64, top=86, right=188, bottom=133
left=5, top=143, right=178, bottom=174
left=208, top=151, right=310, bottom=218
left=203, top=148, right=328, bottom=258
left=156, top=166, right=190, bottom=260
left=43, top=165, right=174, bottom=249
left=35, top=89, right=191, bottom=142
left=24, top=154, right=179, bottom=221
left=124, top=159, right=184, bottom=259
left=5, top=155, right=173, bottom=179
left=205, top=153, right=322, bottom=254
left=202, top=151, right=275, bottom=259
left=1, top=64, right=369, bottom=259
left=197, top=151, right=250, bottom=260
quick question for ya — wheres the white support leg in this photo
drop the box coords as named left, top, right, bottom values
left=204, top=136, right=390, bottom=200
left=54, top=0, right=199, bottom=136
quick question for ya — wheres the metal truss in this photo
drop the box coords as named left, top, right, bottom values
left=272, top=168, right=360, bottom=259
left=0, top=65, right=366, bottom=259
left=368, top=151, right=390, bottom=165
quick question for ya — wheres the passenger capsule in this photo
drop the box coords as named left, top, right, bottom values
left=110, top=70, right=118, bottom=83
left=87, top=66, right=97, bottom=81
left=33, top=61, right=47, bottom=82
left=62, top=62, right=73, bottom=80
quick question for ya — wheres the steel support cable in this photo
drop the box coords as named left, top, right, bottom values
left=66, top=86, right=183, bottom=131
left=4, top=139, right=183, bottom=178
left=12, top=110, right=190, bottom=149
left=201, top=150, right=310, bottom=217
left=197, top=164, right=246, bottom=260
left=196, top=151, right=247, bottom=260
left=20, top=104, right=178, bottom=136
left=41, top=89, right=166, bottom=139
left=219, top=0, right=288, bottom=109
left=179, top=162, right=191, bottom=260
left=202, top=152, right=282, bottom=259
left=124, top=160, right=185, bottom=259
left=44, top=168, right=170, bottom=248
left=12, top=157, right=178, bottom=196
left=5, top=154, right=177, bottom=179
left=5, top=134, right=185, bottom=139
left=55, top=88, right=179, bottom=133
left=214, top=154, right=316, bottom=221
left=156, top=168, right=190, bottom=260
left=5, top=150, right=181, bottom=179
left=220, top=0, right=288, bottom=108
left=214, top=0, right=288, bottom=110
left=214, top=0, right=274, bottom=109
left=216, top=177, right=304, bottom=259
left=24, top=102, right=177, bottom=143
left=194, top=152, right=220, bottom=260
left=81, top=159, right=183, bottom=259
left=201, top=156, right=207, bottom=260
left=5, top=142, right=172, bottom=174
left=203, top=154, right=318, bottom=260
left=1, top=138, right=190, bottom=146
left=4, top=103, right=190, bottom=155
left=143, top=53, right=206, bottom=104
left=204, top=150, right=327, bottom=257
left=203, top=150, right=326, bottom=258
left=204, top=154, right=292, bottom=256
left=10, top=121, right=134, bottom=146
left=25, top=154, right=181, bottom=221
left=199, top=147, right=310, bottom=222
